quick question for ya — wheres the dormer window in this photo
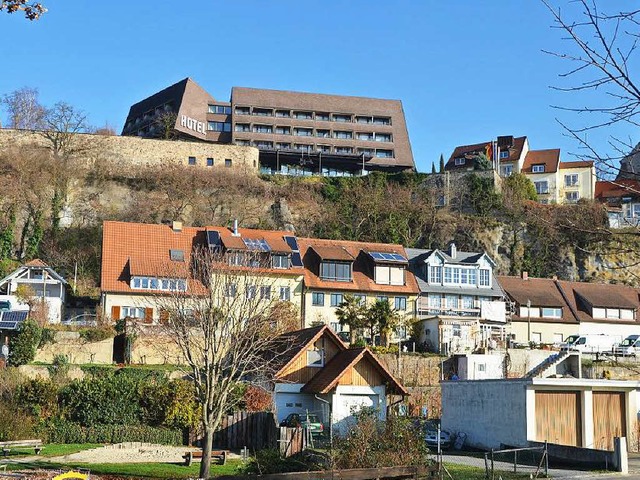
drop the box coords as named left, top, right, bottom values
left=479, top=269, right=491, bottom=287
left=532, top=164, right=545, bottom=173
left=454, top=158, right=465, bottom=166
left=429, top=266, right=442, bottom=284
left=375, top=265, right=405, bottom=286
left=272, top=254, right=289, bottom=269
left=320, top=261, right=352, bottom=282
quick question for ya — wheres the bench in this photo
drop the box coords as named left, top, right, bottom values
left=0, top=439, right=43, bottom=457
left=183, top=449, right=227, bottom=466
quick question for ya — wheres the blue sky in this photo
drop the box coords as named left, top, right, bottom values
left=1, top=0, right=636, bottom=173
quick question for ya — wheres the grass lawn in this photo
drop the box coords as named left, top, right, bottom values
left=3, top=444, right=102, bottom=458
left=6, top=459, right=243, bottom=479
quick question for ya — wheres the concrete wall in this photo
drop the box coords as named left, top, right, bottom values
left=0, top=128, right=259, bottom=171
left=33, top=331, right=113, bottom=364
left=441, top=379, right=530, bottom=449
left=457, top=354, right=504, bottom=380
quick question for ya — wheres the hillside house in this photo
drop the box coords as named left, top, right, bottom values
left=595, top=179, right=640, bottom=228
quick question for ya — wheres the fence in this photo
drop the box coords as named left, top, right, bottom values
left=217, top=464, right=440, bottom=480
left=278, top=426, right=312, bottom=457
left=484, top=444, right=548, bottom=479
left=215, top=411, right=278, bottom=450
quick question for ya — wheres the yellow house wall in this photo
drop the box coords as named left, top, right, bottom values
left=510, top=320, right=578, bottom=345
left=558, top=165, right=596, bottom=202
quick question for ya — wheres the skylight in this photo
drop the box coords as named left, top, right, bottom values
left=369, top=252, right=407, bottom=263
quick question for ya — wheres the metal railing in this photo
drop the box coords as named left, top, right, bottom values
left=484, top=443, right=549, bottom=479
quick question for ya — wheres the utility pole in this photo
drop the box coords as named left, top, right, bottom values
left=527, top=299, right=531, bottom=345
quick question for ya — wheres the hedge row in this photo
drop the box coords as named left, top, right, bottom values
left=46, top=420, right=182, bottom=445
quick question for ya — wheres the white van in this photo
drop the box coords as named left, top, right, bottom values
left=561, top=334, right=621, bottom=354
left=614, top=335, right=640, bottom=356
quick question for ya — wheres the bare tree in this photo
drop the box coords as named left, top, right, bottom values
left=0, top=1, right=46, bottom=20
left=542, top=0, right=640, bottom=180
left=151, top=248, right=296, bottom=479
left=1, top=87, right=46, bottom=130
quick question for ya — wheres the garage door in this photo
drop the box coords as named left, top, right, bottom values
left=593, top=392, right=626, bottom=451
left=535, top=391, right=582, bottom=447
left=333, top=394, right=379, bottom=432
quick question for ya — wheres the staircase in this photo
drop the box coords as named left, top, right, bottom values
left=525, top=350, right=571, bottom=378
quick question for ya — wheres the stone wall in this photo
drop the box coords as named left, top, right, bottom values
left=34, top=331, right=113, bottom=364
left=0, top=128, right=259, bottom=171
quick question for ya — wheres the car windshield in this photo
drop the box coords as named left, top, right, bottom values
left=305, top=414, right=320, bottom=423
left=621, top=337, right=639, bottom=346
left=565, top=335, right=579, bottom=344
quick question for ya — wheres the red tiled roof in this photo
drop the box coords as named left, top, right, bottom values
left=559, top=161, right=593, bottom=169
left=595, top=180, right=640, bottom=200
left=298, top=237, right=419, bottom=294
left=310, top=245, right=355, bottom=262
left=101, top=221, right=304, bottom=295
left=24, top=259, right=48, bottom=267
left=522, top=149, right=560, bottom=174
left=446, top=136, right=527, bottom=171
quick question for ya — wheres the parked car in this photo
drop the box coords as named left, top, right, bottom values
left=62, top=314, right=98, bottom=327
left=560, top=334, right=621, bottom=354
left=279, top=413, right=324, bottom=436
left=614, top=335, right=640, bottom=356
left=424, top=420, right=451, bottom=450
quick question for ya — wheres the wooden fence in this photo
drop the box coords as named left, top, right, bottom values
left=215, top=411, right=278, bottom=450
left=278, top=426, right=312, bottom=457
left=217, top=464, right=439, bottom=480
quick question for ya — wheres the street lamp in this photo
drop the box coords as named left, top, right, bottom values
left=527, top=299, right=531, bottom=345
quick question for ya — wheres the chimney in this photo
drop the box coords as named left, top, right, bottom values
left=232, top=219, right=239, bottom=236
left=552, top=275, right=558, bottom=281
left=521, top=271, right=528, bottom=280
left=172, top=221, right=182, bottom=232
left=448, top=242, right=457, bottom=259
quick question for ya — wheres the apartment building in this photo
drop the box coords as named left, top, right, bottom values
left=100, top=221, right=305, bottom=325
left=122, top=78, right=415, bottom=177
left=445, top=135, right=596, bottom=203
left=297, top=237, right=419, bottom=341
left=406, top=243, right=506, bottom=354
left=595, top=179, right=640, bottom=227
left=499, top=273, right=640, bottom=345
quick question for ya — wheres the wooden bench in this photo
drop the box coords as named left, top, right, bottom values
left=0, top=439, right=43, bottom=457
left=183, top=449, right=227, bottom=466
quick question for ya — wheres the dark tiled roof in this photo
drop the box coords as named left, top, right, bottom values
left=498, top=276, right=568, bottom=309
left=310, top=245, right=355, bottom=262
left=272, top=325, right=332, bottom=375
left=559, top=161, right=593, bottom=169
left=595, top=180, right=640, bottom=201
left=522, top=149, right=560, bottom=174
left=446, top=136, right=526, bottom=171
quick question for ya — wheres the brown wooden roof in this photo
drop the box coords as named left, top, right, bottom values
left=310, top=245, right=355, bottom=262
left=522, top=149, right=560, bottom=173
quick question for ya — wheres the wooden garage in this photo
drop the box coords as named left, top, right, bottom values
left=593, top=391, right=626, bottom=451
left=535, top=391, right=582, bottom=447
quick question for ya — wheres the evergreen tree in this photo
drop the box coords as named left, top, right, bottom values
left=431, top=163, right=436, bottom=174
left=439, top=154, right=445, bottom=172
left=25, top=210, right=44, bottom=260
left=0, top=207, right=16, bottom=260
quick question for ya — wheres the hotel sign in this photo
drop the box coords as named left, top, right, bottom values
left=180, top=115, right=206, bottom=135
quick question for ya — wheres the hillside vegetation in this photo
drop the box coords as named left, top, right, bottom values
left=0, top=141, right=637, bottom=297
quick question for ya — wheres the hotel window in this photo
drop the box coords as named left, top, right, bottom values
left=565, top=191, right=580, bottom=203
left=356, top=132, right=374, bottom=141
left=235, top=106, right=250, bottom=115
left=206, top=157, right=214, bottom=167
left=188, top=156, right=196, bottom=165
left=479, top=269, right=490, bottom=286
left=254, top=124, right=273, bottom=133
left=375, top=133, right=392, bottom=142
left=358, top=148, right=374, bottom=156
left=208, top=121, right=231, bottom=132
left=275, top=110, right=291, bottom=118
left=320, top=261, right=352, bottom=282
left=336, top=146, right=353, bottom=154
left=454, top=158, right=465, bottom=166
left=565, top=174, right=579, bottom=187
left=294, top=127, right=313, bottom=137
left=316, top=129, right=331, bottom=138
left=294, top=144, right=312, bottom=152
left=356, top=116, right=373, bottom=124
left=395, top=296, right=407, bottom=311
left=235, top=123, right=250, bottom=132
left=317, top=145, right=332, bottom=153
left=253, top=107, right=273, bottom=117
left=272, top=254, right=289, bottom=269
left=429, top=265, right=442, bottom=284
left=275, top=126, right=291, bottom=135
left=279, top=286, right=291, bottom=301
left=225, top=159, right=233, bottom=167
left=235, top=139, right=251, bottom=146
left=534, top=181, right=549, bottom=195
left=373, top=116, right=391, bottom=125
left=312, top=292, right=325, bottom=306
left=208, top=105, right=231, bottom=115
left=260, top=286, right=271, bottom=300
left=276, top=142, right=291, bottom=150
left=332, top=114, right=352, bottom=123
left=330, top=293, right=344, bottom=307
left=293, top=111, right=313, bottom=120
left=316, top=112, right=330, bottom=121
left=255, top=141, right=273, bottom=149
left=375, top=149, right=394, bottom=158
left=499, top=150, right=509, bottom=159
left=531, top=164, right=545, bottom=173
left=334, top=130, right=353, bottom=139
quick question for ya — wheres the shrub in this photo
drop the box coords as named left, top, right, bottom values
left=17, top=377, right=58, bottom=418
left=0, top=403, right=36, bottom=441
left=39, top=328, right=56, bottom=348
left=78, top=324, right=115, bottom=343
left=242, top=449, right=327, bottom=475
left=47, top=354, right=70, bottom=381
left=9, top=319, right=42, bottom=366
left=45, top=419, right=182, bottom=445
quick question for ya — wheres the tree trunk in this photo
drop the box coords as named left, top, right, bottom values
left=199, top=425, right=215, bottom=479
left=349, top=326, right=356, bottom=344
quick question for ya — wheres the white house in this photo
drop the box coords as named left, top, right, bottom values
left=0, top=259, right=67, bottom=324
left=273, top=325, right=408, bottom=435
left=407, top=243, right=506, bottom=354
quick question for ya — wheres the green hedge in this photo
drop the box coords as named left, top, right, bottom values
left=46, top=420, right=182, bottom=445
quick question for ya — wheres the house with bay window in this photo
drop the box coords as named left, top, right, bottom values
left=499, top=273, right=640, bottom=345
left=100, top=220, right=305, bottom=325
left=407, top=243, right=506, bottom=354
left=298, top=237, right=419, bottom=342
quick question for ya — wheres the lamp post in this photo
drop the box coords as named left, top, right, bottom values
left=527, top=299, right=531, bottom=345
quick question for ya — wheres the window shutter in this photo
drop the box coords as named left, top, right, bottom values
left=111, top=306, right=120, bottom=320
left=159, top=309, right=169, bottom=325
left=144, top=307, right=153, bottom=324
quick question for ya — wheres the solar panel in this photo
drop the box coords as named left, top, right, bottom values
left=2, top=311, right=28, bottom=323
left=207, top=230, right=221, bottom=248
left=291, top=252, right=303, bottom=267
left=284, top=236, right=299, bottom=251
left=0, top=321, right=17, bottom=330
left=243, top=238, right=271, bottom=251
left=368, top=251, right=407, bottom=263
